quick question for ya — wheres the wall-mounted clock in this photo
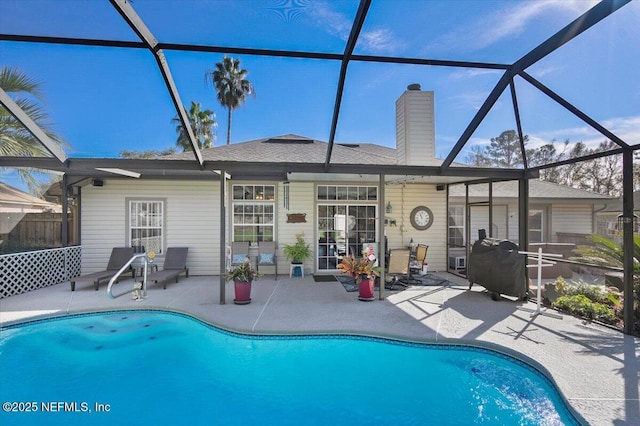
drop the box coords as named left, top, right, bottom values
left=410, top=206, right=434, bottom=230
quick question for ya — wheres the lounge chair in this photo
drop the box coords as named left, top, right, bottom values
left=146, top=247, right=189, bottom=289
left=70, top=247, right=135, bottom=291
left=385, top=248, right=411, bottom=290
left=257, top=241, right=278, bottom=279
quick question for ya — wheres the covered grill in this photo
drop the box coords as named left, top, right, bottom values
left=468, top=238, right=527, bottom=301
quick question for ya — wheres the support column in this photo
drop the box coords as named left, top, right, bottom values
left=61, top=175, right=69, bottom=247
left=379, top=174, right=386, bottom=300
left=519, top=178, right=530, bottom=288
left=518, top=179, right=529, bottom=251
left=219, top=171, right=227, bottom=304
left=622, top=149, right=634, bottom=335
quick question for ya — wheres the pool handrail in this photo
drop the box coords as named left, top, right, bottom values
left=107, top=253, right=148, bottom=299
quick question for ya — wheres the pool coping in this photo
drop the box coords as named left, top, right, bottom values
left=1, top=274, right=637, bottom=425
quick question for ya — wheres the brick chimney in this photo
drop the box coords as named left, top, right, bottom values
left=396, top=84, right=436, bottom=165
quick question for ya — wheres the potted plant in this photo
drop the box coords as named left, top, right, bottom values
left=337, top=245, right=380, bottom=301
left=225, top=258, right=260, bottom=305
left=283, top=233, right=312, bottom=276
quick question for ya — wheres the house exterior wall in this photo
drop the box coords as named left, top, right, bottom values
left=450, top=199, right=594, bottom=247
left=82, top=179, right=451, bottom=277
left=550, top=204, right=593, bottom=241
left=276, top=181, right=315, bottom=275
left=81, top=179, right=219, bottom=275
left=384, top=183, right=447, bottom=272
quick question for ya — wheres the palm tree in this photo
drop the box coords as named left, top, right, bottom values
left=171, top=101, right=217, bottom=152
left=205, top=56, right=254, bottom=145
left=571, top=233, right=640, bottom=270
left=0, top=67, right=67, bottom=193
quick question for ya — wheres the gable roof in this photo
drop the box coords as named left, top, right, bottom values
left=163, top=134, right=397, bottom=165
left=600, top=191, right=640, bottom=212
left=448, top=179, right=615, bottom=202
left=0, top=182, right=61, bottom=213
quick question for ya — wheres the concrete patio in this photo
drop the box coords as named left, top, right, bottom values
left=1, top=273, right=638, bottom=426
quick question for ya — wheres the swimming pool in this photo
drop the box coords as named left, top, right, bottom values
left=0, top=310, right=582, bottom=425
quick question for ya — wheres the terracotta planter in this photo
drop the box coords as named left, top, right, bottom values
left=234, top=280, right=252, bottom=305
left=358, top=277, right=375, bottom=301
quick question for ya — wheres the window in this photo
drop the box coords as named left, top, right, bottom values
left=317, top=185, right=377, bottom=201
left=129, top=200, right=164, bottom=254
left=529, top=210, right=543, bottom=243
left=232, top=185, right=275, bottom=242
left=448, top=206, right=464, bottom=247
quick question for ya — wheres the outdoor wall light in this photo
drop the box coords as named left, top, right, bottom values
left=386, top=201, right=393, bottom=214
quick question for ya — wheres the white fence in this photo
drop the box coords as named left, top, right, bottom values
left=0, top=246, right=81, bottom=299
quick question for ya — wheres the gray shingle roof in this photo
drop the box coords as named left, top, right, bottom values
left=162, top=134, right=616, bottom=202
left=448, top=179, right=614, bottom=200
left=0, top=182, right=60, bottom=209
left=163, top=134, right=397, bottom=165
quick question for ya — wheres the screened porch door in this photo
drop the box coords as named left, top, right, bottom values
left=317, top=204, right=377, bottom=272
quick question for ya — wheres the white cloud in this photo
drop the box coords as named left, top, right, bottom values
left=527, top=64, right=562, bottom=78
left=528, top=115, right=640, bottom=149
left=307, top=1, right=404, bottom=54
left=448, top=91, right=496, bottom=111
left=427, top=0, right=598, bottom=53
left=449, top=68, right=503, bottom=80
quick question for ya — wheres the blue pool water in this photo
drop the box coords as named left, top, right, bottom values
left=0, top=311, right=581, bottom=425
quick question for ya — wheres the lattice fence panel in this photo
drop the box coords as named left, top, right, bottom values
left=0, top=246, right=81, bottom=299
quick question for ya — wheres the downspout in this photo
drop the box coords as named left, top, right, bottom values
left=592, top=203, right=608, bottom=235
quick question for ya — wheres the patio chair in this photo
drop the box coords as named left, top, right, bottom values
left=146, top=247, right=189, bottom=289
left=407, top=244, right=429, bottom=284
left=70, top=247, right=135, bottom=291
left=385, top=248, right=411, bottom=290
left=230, top=242, right=250, bottom=267
left=257, top=241, right=278, bottom=279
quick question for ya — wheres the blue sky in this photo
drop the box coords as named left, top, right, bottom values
left=1, top=0, right=639, bottom=192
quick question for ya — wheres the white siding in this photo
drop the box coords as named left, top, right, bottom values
left=395, top=89, right=436, bottom=165
left=551, top=205, right=593, bottom=240
left=459, top=203, right=594, bottom=245
left=82, top=179, right=219, bottom=275
left=276, top=181, right=315, bottom=275
left=384, top=183, right=447, bottom=272
left=81, top=179, right=454, bottom=277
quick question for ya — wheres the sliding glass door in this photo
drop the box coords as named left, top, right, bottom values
left=317, top=204, right=377, bottom=272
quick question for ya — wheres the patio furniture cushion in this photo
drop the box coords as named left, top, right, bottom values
left=259, top=253, right=274, bottom=263
left=232, top=254, right=247, bottom=264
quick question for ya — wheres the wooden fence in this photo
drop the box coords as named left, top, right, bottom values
left=1, top=212, right=75, bottom=249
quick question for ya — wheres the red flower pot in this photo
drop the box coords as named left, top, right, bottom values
left=358, top=277, right=375, bottom=301
left=234, top=280, right=252, bottom=304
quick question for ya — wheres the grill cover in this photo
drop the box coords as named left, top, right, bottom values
left=468, top=239, right=527, bottom=299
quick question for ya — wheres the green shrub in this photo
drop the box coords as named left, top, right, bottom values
left=554, top=277, right=609, bottom=304
left=553, top=294, right=618, bottom=325
left=567, top=282, right=607, bottom=303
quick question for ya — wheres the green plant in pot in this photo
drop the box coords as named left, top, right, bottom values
left=337, top=244, right=381, bottom=301
left=283, top=233, right=312, bottom=276
left=225, top=258, right=260, bottom=305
